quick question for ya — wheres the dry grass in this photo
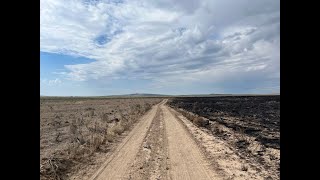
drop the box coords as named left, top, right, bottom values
left=211, top=123, right=225, bottom=135
left=111, top=123, right=125, bottom=135
left=178, top=109, right=209, bottom=127
left=193, top=116, right=208, bottom=127
left=105, top=133, right=115, bottom=142
left=40, top=98, right=162, bottom=180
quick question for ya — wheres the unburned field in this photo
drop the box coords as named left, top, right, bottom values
left=40, top=97, right=162, bottom=180
left=168, top=95, right=280, bottom=178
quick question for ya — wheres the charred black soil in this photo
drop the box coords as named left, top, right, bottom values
left=168, top=96, right=280, bottom=150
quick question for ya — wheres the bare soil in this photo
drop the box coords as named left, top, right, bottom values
left=90, top=100, right=222, bottom=180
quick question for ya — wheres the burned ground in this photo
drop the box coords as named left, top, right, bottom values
left=168, top=96, right=280, bottom=149
left=168, top=96, right=280, bottom=179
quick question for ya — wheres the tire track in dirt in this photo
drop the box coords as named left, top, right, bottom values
left=90, top=99, right=221, bottom=180
left=161, top=104, right=222, bottom=180
left=124, top=102, right=169, bottom=180
left=89, top=100, right=166, bottom=180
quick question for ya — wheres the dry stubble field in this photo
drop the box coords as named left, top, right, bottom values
left=40, top=97, right=163, bottom=180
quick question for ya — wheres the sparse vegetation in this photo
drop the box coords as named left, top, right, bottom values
left=211, top=122, right=224, bottom=135
left=40, top=97, right=162, bottom=180
left=241, top=164, right=248, bottom=171
left=175, top=109, right=209, bottom=127
left=111, top=123, right=125, bottom=135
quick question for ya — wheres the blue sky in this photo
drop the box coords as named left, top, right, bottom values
left=40, top=0, right=280, bottom=96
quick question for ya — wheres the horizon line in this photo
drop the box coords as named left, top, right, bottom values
left=40, top=93, right=280, bottom=97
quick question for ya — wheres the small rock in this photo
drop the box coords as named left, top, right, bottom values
left=143, top=144, right=151, bottom=149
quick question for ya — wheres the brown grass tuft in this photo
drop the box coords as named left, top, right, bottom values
left=111, top=124, right=125, bottom=135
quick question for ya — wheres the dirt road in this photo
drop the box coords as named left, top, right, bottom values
left=89, top=100, right=221, bottom=180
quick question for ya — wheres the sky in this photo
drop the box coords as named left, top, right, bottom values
left=40, top=0, right=280, bottom=96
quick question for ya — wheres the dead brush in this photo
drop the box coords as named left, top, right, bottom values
left=67, top=116, right=107, bottom=158
left=211, top=123, right=224, bottom=135
left=179, top=109, right=208, bottom=127
left=67, top=142, right=80, bottom=159
left=111, top=123, right=125, bottom=135
left=144, top=103, right=151, bottom=112
left=235, top=127, right=248, bottom=141
left=241, top=164, right=248, bottom=171
left=119, top=112, right=131, bottom=131
left=135, top=104, right=142, bottom=115
left=129, top=104, right=140, bottom=117
left=192, top=116, right=208, bottom=127
left=180, top=110, right=192, bottom=120
left=105, top=133, right=115, bottom=142
left=69, top=118, right=85, bottom=145
left=67, top=135, right=92, bottom=160
left=233, top=127, right=252, bottom=150
left=87, top=120, right=106, bottom=153
left=55, top=132, right=61, bottom=142
left=83, top=108, right=95, bottom=117
left=40, top=156, right=63, bottom=180
left=250, top=142, right=263, bottom=155
left=120, top=120, right=130, bottom=131
left=90, top=110, right=95, bottom=117
left=101, top=113, right=113, bottom=123
left=90, top=135, right=103, bottom=153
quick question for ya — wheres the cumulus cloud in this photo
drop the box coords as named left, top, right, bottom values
left=40, top=0, right=280, bottom=93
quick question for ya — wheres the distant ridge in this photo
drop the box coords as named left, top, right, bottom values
left=40, top=93, right=279, bottom=98
left=112, top=93, right=170, bottom=97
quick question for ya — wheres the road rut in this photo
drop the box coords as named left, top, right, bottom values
left=89, top=100, right=220, bottom=180
left=161, top=104, right=221, bottom=180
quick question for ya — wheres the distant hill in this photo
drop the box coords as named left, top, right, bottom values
left=173, top=93, right=280, bottom=97
left=40, top=93, right=279, bottom=99
left=112, top=93, right=170, bottom=97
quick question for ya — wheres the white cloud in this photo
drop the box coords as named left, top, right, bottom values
left=40, top=0, right=280, bottom=93
left=41, top=78, right=62, bottom=86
